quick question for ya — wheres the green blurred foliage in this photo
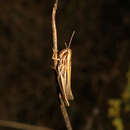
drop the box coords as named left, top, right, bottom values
left=108, top=66, right=130, bottom=130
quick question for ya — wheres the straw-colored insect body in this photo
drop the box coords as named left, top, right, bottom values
left=57, top=31, right=75, bottom=106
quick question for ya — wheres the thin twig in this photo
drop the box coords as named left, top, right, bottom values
left=59, top=94, right=72, bottom=130
left=52, top=0, right=73, bottom=130
left=52, top=0, right=58, bottom=69
left=0, top=120, right=53, bottom=130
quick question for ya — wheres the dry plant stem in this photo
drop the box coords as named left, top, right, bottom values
left=52, top=0, right=72, bottom=130
left=59, top=94, right=72, bottom=130
left=0, top=120, right=53, bottom=130
left=52, top=0, right=58, bottom=69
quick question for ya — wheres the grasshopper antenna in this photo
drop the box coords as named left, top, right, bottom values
left=65, top=42, right=67, bottom=48
left=68, top=30, right=75, bottom=48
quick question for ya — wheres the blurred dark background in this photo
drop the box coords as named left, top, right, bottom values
left=0, top=0, right=130, bottom=130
